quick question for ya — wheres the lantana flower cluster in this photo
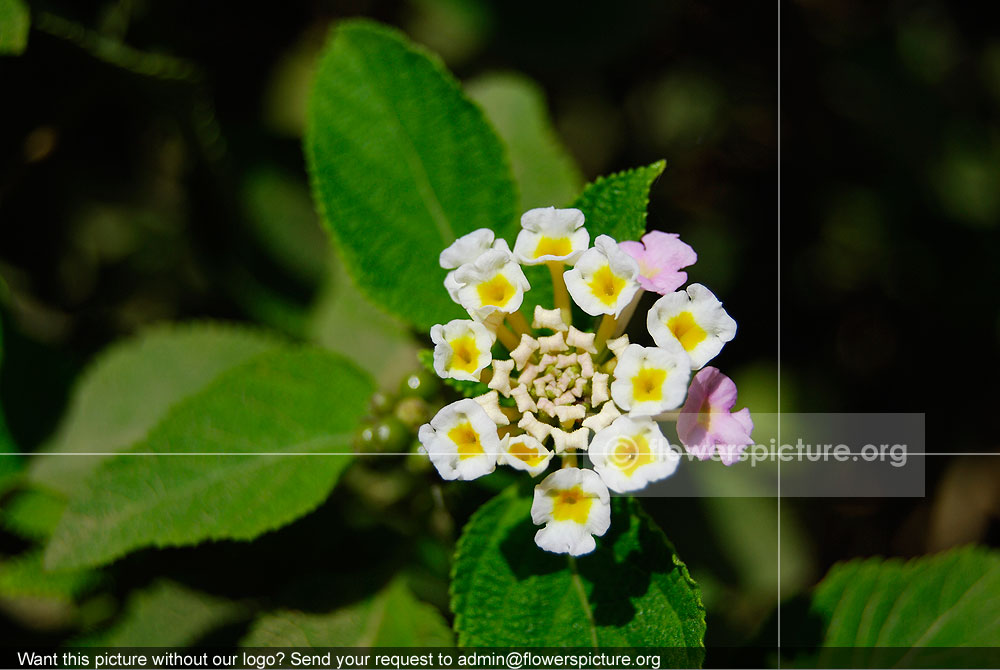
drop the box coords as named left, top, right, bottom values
left=418, top=207, right=753, bottom=556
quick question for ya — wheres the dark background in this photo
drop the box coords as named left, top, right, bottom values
left=1, top=0, right=998, bottom=663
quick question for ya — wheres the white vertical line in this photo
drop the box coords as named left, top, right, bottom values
left=776, top=0, right=783, bottom=662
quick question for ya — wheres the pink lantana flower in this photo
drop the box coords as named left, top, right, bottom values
left=619, top=231, right=697, bottom=294
left=677, top=367, right=753, bottom=465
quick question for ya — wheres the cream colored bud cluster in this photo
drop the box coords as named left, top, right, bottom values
left=473, top=305, right=631, bottom=455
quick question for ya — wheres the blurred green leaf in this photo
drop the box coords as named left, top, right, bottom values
left=932, top=143, right=1000, bottom=229
left=79, top=580, right=244, bottom=646
left=451, top=486, right=705, bottom=657
left=406, top=0, right=491, bottom=67
left=1, top=489, right=65, bottom=542
left=306, top=20, right=517, bottom=331
left=0, top=0, right=29, bottom=55
left=0, top=316, right=21, bottom=492
left=242, top=167, right=328, bottom=286
left=30, top=323, right=282, bottom=497
left=802, top=546, right=1000, bottom=668
left=44, top=349, right=373, bottom=571
left=263, top=30, right=324, bottom=137
left=693, top=473, right=812, bottom=600
left=229, top=269, right=312, bottom=340
left=242, top=578, right=452, bottom=646
left=467, top=72, right=584, bottom=211
left=633, top=72, right=723, bottom=149
left=0, top=429, right=16, bottom=491
left=0, top=550, right=100, bottom=602
left=308, top=261, right=419, bottom=389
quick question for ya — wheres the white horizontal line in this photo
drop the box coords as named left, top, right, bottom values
left=3, top=452, right=369, bottom=456
left=0, top=452, right=997, bottom=457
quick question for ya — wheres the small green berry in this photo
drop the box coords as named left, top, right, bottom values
left=372, top=416, right=409, bottom=453
left=399, top=369, right=440, bottom=399
left=369, top=391, right=394, bottom=415
left=354, top=425, right=378, bottom=453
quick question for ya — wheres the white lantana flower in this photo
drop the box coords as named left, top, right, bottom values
left=417, top=398, right=500, bottom=481
left=588, top=416, right=680, bottom=493
left=563, top=235, right=641, bottom=317
left=499, top=434, right=553, bottom=477
left=531, top=468, right=610, bottom=556
left=646, top=283, right=737, bottom=369
left=431, top=319, right=496, bottom=382
left=610, top=343, right=691, bottom=415
left=513, top=207, right=590, bottom=265
left=455, top=247, right=530, bottom=320
left=440, top=229, right=512, bottom=303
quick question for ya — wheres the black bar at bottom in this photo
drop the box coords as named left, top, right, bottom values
left=4, top=646, right=1000, bottom=669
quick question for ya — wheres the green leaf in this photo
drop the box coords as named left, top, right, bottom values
left=309, top=260, right=420, bottom=389
left=803, top=546, right=1000, bottom=668
left=242, top=578, right=453, bottom=647
left=573, top=161, right=666, bottom=243
left=0, top=0, right=29, bottom=55
left=78, top=580, right=244, bottom=646
left=44, top=348, right=374, bottom=571
left=30, top=323, right=282, bottom=497
left=306, top=19, right=518, bottom=331
left=0, top=550, right=100, bottom=602
left=450, top=486, right=705, bottom=658
left=466, top=72, right=584, bottom=211
left=1, top=489, right=66, bottom=541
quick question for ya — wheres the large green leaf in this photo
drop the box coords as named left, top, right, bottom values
left=0, top=0, right=29, bottom=55
left=78, top=580, right=244, bottom=646
left=30, top=323, right=281, bottom=497
left=306, top=20, right=518, bottom=330
left=802, top=546, right=1000, bottom=668
left=44, top=348, right=373, bottom=571
left=451, top=486, right=705, bottom=658
left=242, top=578, right=453, bottom=647
left=467, top=72, right=583, bottom=211
left=573, top=161, right=666, bottom=244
